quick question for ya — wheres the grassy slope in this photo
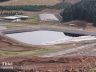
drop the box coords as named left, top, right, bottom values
left=0, top=0, right=60, bottom=6
left=0, top=48, right=60, bottom=56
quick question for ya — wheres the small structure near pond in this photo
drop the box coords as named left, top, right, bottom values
left=3, top=15, right=29, bottom=22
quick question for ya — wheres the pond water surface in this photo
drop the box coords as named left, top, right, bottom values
left=6, top=30, right=71, bottom=45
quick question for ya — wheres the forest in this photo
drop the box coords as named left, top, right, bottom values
left=0, top=0, right=10, bottom=2
left=61, top=0, right=96, bottom=26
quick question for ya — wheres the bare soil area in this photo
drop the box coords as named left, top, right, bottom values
left=0, top=56, right=95, bottom=72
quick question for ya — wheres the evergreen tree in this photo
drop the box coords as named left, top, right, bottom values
left=61, top=0, right=96, bottom=26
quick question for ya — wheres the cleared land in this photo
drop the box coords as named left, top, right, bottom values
left=0, top=20, right=95, bottom=57
left=0, top=24, right=96, bottom=57
left=0, top=0, right=61, bottom=6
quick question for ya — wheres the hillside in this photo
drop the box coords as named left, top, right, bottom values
left=0, top=0, right=61, bottom=6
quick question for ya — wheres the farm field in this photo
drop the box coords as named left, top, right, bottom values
left=0, top=0, right=61, bottom=6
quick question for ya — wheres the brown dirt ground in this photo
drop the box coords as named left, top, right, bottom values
left=0, top=56, right=96, bottom=72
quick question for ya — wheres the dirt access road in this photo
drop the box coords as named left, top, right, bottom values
left=42, top=42, right=96, bottom=57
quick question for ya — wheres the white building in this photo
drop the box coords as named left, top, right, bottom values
left=14, top=15, right=29, bottom=20
left=39, top=13, right=59, bottom=23
left=4, top=16, right=21, bottom=22
left=4, top=15, right=29, bottom=22
left=4, top=16, right=20, bottom=20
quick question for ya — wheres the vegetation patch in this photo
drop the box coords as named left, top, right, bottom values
left=0, top=48, right=60, bottom=56
left=0, top=5, right=50, bottom=11
left=0, top=2, right=71, bottom=11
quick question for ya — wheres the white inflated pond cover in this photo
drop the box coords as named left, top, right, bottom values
left=5, top=30, right=71, bottom=45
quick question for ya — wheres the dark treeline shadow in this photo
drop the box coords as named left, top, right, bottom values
left=60, top=0, right=96, bottom=26
left=0, top=0, right=10, bottom=2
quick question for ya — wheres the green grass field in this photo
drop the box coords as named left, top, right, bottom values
left=0, top=48, right=60, bottom=56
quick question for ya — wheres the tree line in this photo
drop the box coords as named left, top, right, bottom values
left=0, top=2, right=71, bottom=11
left=0, top=5, right=49, bottom=11
left=0, top=0, right=10, bottom=2
left=61, top=0, right=96, bottom=26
